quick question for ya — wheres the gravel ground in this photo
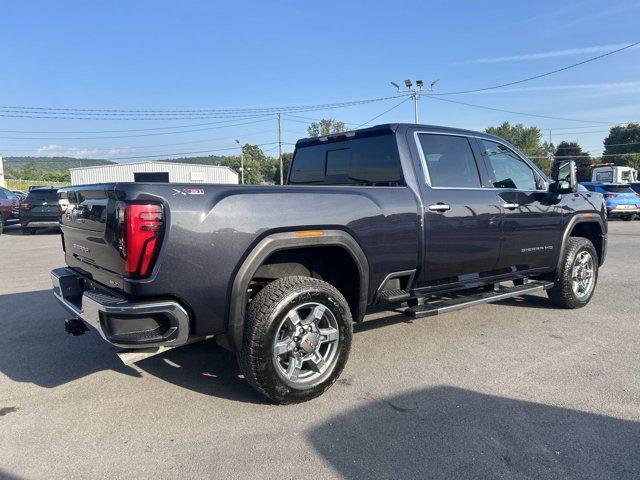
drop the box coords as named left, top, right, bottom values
left=0, top=221, right=638, bottom=479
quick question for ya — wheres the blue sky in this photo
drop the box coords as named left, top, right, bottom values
left=1, top=0, right=639, bottom=161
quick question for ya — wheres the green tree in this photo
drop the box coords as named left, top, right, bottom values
left=485, top=122, right=551, bottom=173
left=603, top=123, right=640, bottom=170
left=307, top=118, right=346, bottom=137
left=553, top=141, right=592, bottom=182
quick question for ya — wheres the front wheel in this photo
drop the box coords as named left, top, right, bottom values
left=547, top=237, right=598, bottom=309
left=239, top=276, right=352, bottom=404
left=622, top=215, right=633, bottom=221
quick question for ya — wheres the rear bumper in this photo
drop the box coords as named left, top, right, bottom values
left=22, top=220, right=60, bottom=228
left=51, top=267, right=190, bottom=349
left=606, top=206, right=639, bottom=216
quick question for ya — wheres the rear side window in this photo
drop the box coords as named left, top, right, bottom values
left=481, top=140, right=538, bottom=191
left=288, top=133, right=403, bottom=186
left=417, top=134, right=481, bottom=188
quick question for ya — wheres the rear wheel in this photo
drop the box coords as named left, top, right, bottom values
left=547, top=237, right=598, bottom=309
left=622, top=215, right=633, bottom=221
left=22, top=227, right=36, bottom=235
left=239, top=276, right=352, bottom=404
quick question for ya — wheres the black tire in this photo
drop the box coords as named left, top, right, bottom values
left=622, top=215, right=633, bottom=221
left=547, top=237, right=598, bottom=309
left=22, top=227, right=36, bottom=235
left=239, top=276, right=352, bottom=404
left=0, top=218, right=4, bottom=235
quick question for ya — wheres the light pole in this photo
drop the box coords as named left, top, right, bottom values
left=390, top=79, right=439, bottom=124
left=235, top=139, right=244, bottom=184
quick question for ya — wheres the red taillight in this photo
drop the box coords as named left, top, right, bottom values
left=602, top=193, right=617, bottom=198
left=21, top=202, right=32, bottom=210
left=118, top=203, right=164, bottom=279
left=636, top=194, right=640, bottom=198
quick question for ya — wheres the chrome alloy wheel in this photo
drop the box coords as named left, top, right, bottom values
left=571, top=250, right=595, bottom=300
left=272, top=302, right=340, bottom=384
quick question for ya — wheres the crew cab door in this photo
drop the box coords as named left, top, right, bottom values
left=475, top=138, right=563, bottom=271
left=413, top=132, right=504, bottom=283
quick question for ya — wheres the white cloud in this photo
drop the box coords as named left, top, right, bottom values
left=463, top=43, right=639, bottom=64
left=34, top=144, right=129, bottom=158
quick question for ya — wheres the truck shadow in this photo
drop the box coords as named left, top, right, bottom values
left=136, top=339, right=268, bottom=404
left=307, top=386, right=640, bottom=480
left=0, top=289, right=139, bottom=389
left=0, top=289, right=267, bottom=403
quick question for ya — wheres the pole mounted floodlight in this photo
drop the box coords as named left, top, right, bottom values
left=390, top=77, right=439, bottom=124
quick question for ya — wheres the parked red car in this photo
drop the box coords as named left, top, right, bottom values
left=0, top=187, right=20, bottom=234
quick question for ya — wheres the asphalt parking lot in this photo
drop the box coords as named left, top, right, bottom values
left=0, top=221, right=638, bottom=479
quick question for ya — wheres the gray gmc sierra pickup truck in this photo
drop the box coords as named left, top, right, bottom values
left=52, top=123, right=607, bottom=403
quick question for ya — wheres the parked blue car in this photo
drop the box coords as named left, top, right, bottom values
left=581, top=182, right=640, bottom=220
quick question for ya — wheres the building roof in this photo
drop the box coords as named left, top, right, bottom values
left=69, top=161, right=237, bottom=175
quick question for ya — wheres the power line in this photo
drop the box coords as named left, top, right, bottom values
left=0, top=95, right=403, bottom=119
left=0, top=114, right=272, bottom=134
left=429, top=41, right=640, bottom=96
left=89, top=142, right=278, bottom=162
left=355, top=97, right=412, bottom=128
left=529, top=152, right=640, bottom=159
left=0, top=129, right=277, bottom=153
left=425, top=95, right=614, bottom=124
left=0, top=118, right=273, bottom=140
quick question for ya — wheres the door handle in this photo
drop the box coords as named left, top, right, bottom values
left=428, top=203, right=451, bottom=212
left=502, top=203, right=520, bottom=210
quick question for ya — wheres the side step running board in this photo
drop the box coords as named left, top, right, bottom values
left=405, top=281, right=554, bottom=318
left=378, top=288, right=411, bottom=303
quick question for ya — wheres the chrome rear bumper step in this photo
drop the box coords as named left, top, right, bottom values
left=405, top=281, right=554, bottom=318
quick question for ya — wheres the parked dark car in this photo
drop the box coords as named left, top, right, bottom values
left=52, top=124, right=607, bottom=403
left=0, top=187, right=20, bottom=234
left=630, top=182, right=640, bottom=194
left=19, top=186, right=61, bottom=234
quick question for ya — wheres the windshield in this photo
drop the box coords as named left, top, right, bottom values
left=602, top=185, right=635, bottom=193
left=25, top=190, right=59, bottom=202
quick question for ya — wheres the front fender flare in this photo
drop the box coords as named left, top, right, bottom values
left=225, top=230, right=369, bottom=351
left=556, top=213, right=606, bottom=276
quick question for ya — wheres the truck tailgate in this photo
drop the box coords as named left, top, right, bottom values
left=60, top=185, right=125, bottom=288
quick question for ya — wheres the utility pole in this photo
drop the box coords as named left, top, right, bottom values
left=277, top=113, right=283, bottom=185
left=235, top=139, right=244, bottom=184
left=390, top=79, right=439, bottom=124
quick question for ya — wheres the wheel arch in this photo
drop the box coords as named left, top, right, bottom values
left=557, top=214, right=606, bottom=276
left=225, top=229, right=369, bottom=351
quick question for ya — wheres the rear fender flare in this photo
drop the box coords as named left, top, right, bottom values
left=226, top=230, right=369, bottom=351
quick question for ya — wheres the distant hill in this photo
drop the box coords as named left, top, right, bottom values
left=5, top=156, right=115, bottom=172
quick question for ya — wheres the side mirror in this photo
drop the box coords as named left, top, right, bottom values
left=550, top=160, right=578, bottom=194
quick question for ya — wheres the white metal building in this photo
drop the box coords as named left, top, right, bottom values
left=70, top=161, right=238, bottom=185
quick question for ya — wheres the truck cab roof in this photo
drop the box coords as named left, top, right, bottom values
left=295, top=123, right=514, bottom=149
